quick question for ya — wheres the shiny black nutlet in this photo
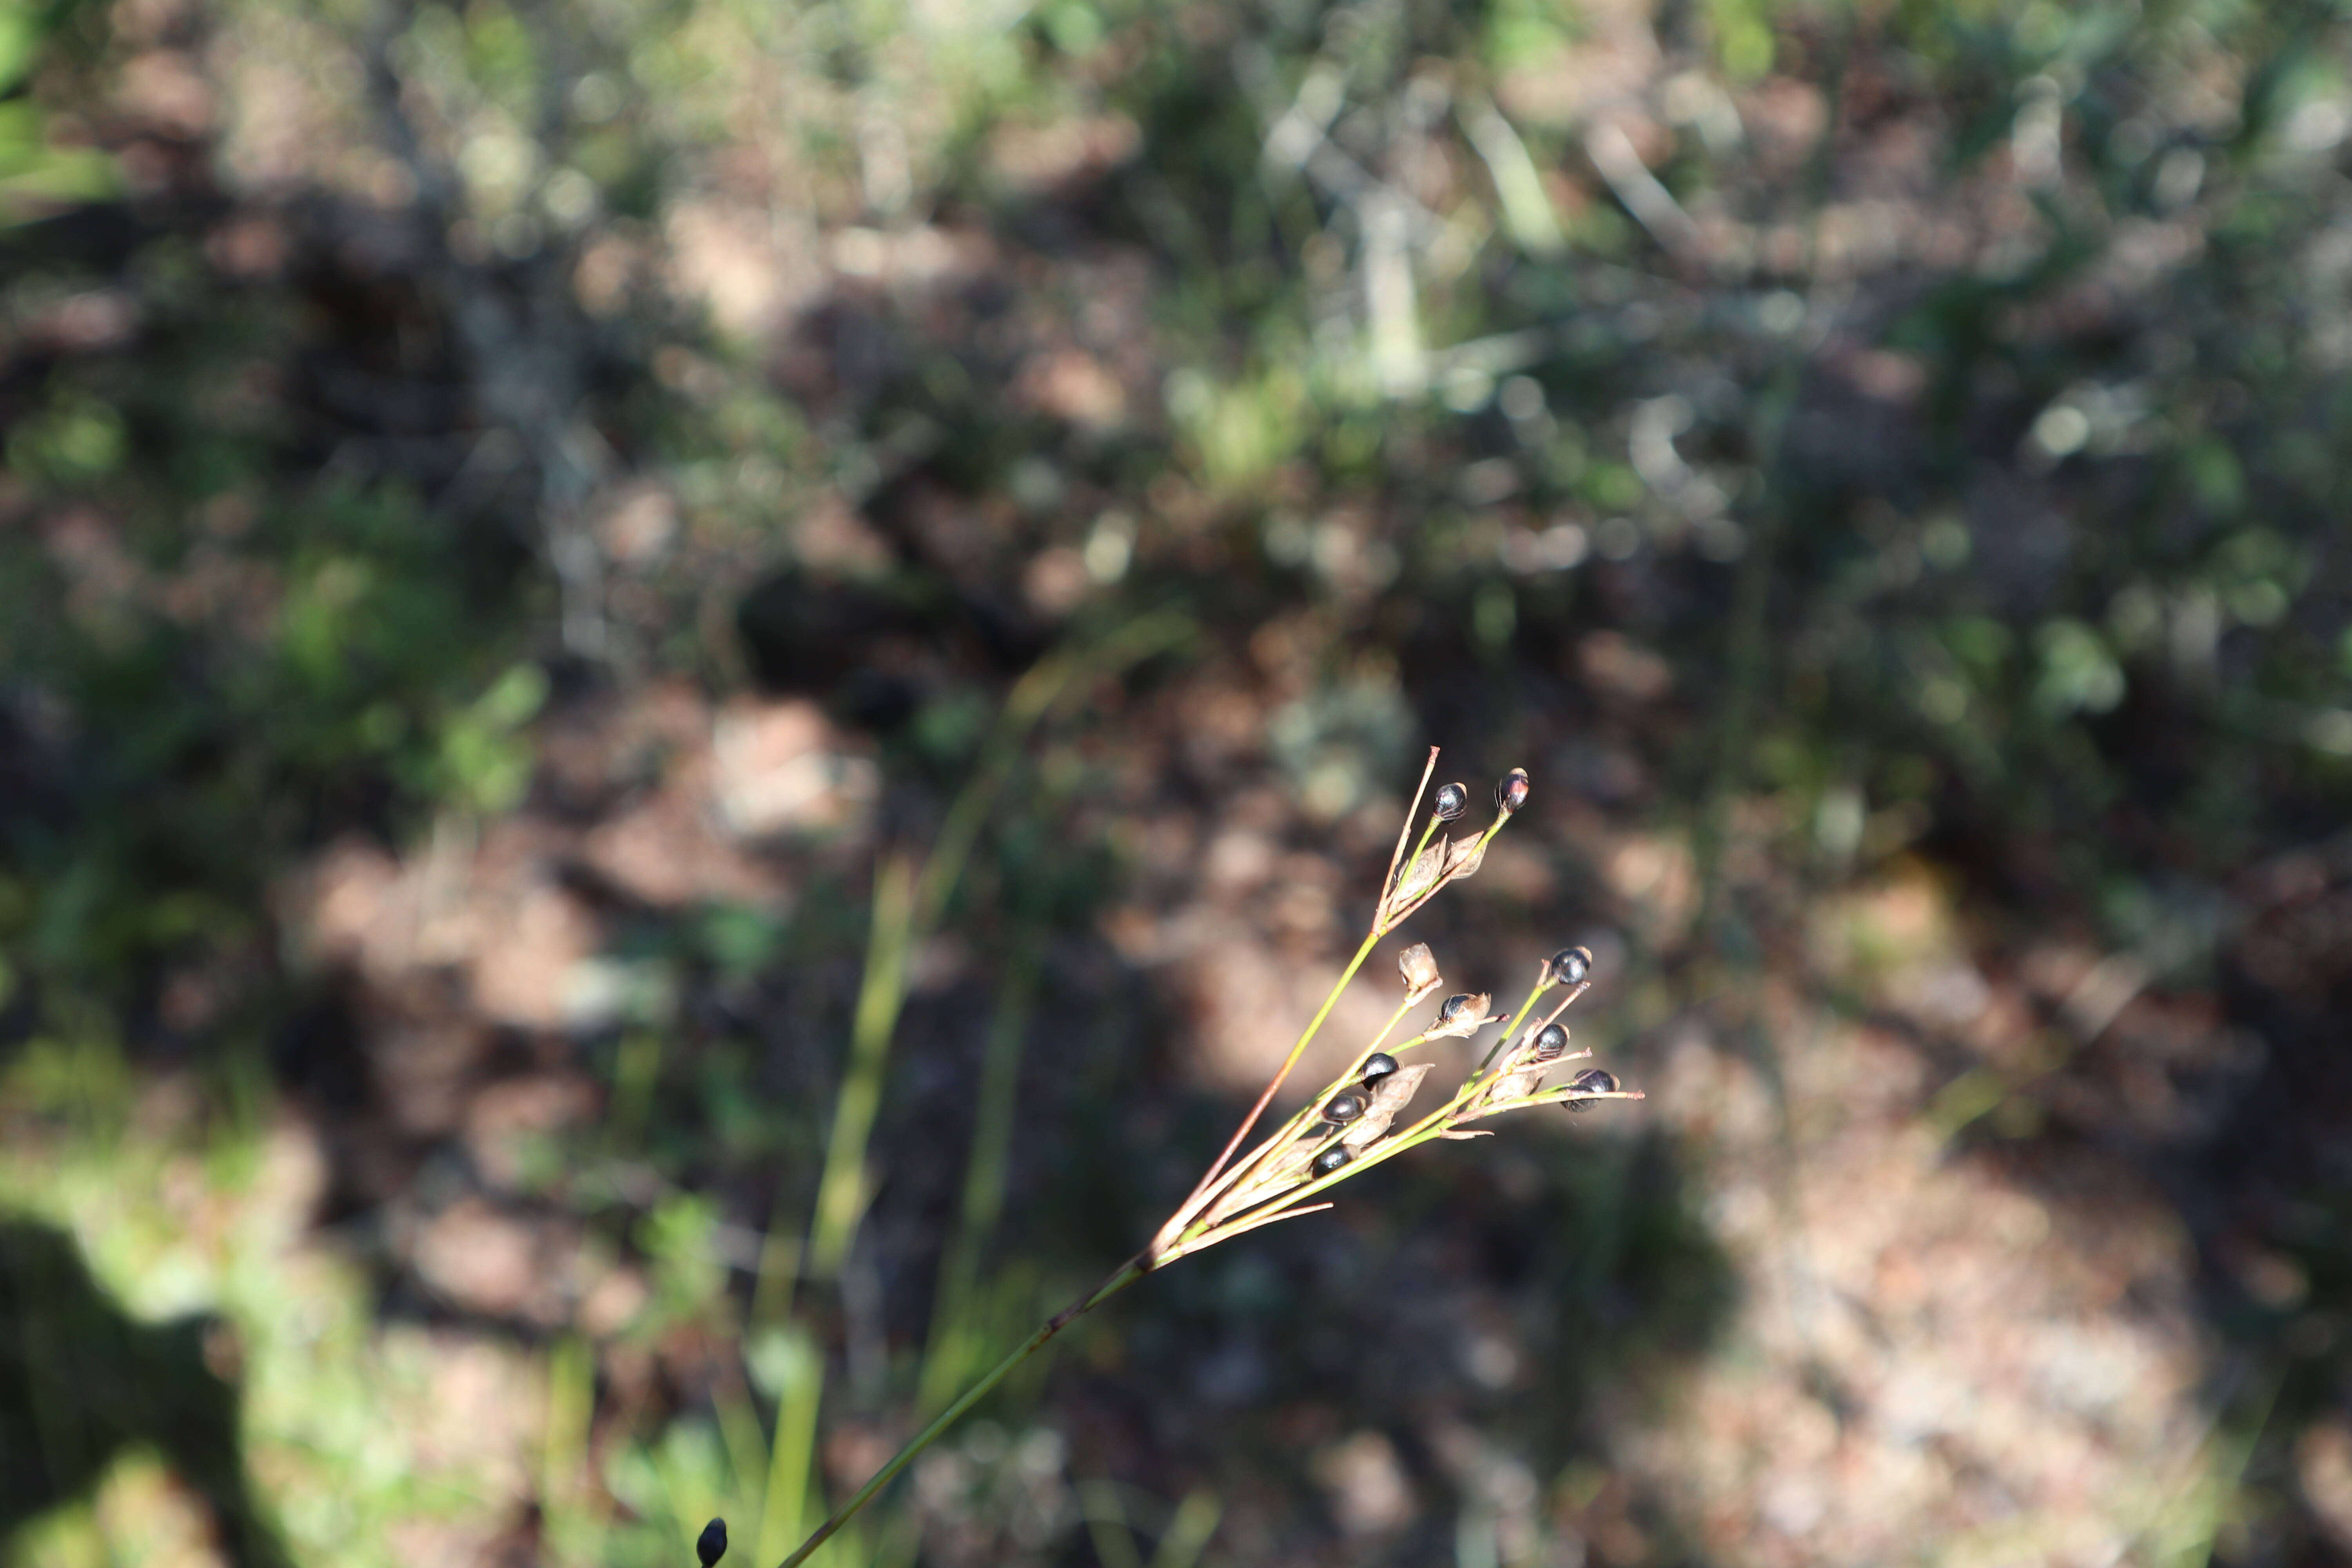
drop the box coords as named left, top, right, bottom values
left=697, top=1518, right=730, bottom=1566
left=1532, top=1022, right=1569, bottom=1061
left=1438, top=992, right=1475, bottom=1022
left=1495, top=768, right=1531, bottom=814
left=1310, top=1144, right=1353, bottom=1177
left=1549, top=946, right=1592, bottom=986
left=1564, top=1067, right=1618, bottom=1112
left=1323, top=1091, right=1368, bottom=1124
left=1433, top=782, right=1469, bottom=821
left=1359, top=1052, right=1399, bottom=1085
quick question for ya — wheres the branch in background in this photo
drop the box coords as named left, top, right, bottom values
left=1584, top=120, right=1703, bottom=264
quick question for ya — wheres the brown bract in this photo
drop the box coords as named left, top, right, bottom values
left=1381, top=831, right=1490, bottom=929
left=1426, top=992, right=1500, bottom=1040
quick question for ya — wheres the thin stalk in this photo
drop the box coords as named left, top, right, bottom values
left=607, top=1029, right=663, bottom=1155
left=1079, top=1481, right=1147, bottom=1568
left=1152, top=1490, right=1224, bottom=1568
left=1169, top=1049, right=1627, bottom=1259
left=757, top=614, right=1189, bottom=1309
left=920, top=610, right=1191, bottom=935
left=713, top=1376, right=770, bottom=1529
left=745, top=615, right=1191, bottom=1568
left=775, top=1259, right=1147, bottom=1568
left=1479, top=978, right=1553, bottom=1073
left=791, top=612, right=1192, bottom=1294
left=1378, top=812, right=1448, bottom=928
left=1477, top=982, right=1586, bottom=1078
left=1152, top=926, right=1380, bottom=1251
left=1173, top=994, right=1424, bottom=1229
left=1379, top=811, right=1509, bottom=932
left=541, top=1335, right=593, bottom=1514
left=1178, top=977, right=1597, bottom=1256
left=916, top=937, right=1041, bottom=1414
left=1167, top=1062, right=1642, bottom=1267
left=1161, top=749, right=1441, bottom=1245
left=755, top=1327, right=825, bottom=1563
left=1378, top=748, right=1442, bottom=904
left=807, top=856, right=919, bottom=1281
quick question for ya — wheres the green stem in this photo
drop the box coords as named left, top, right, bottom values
left=1167, top=1024, right=1530, bottom=1262
left=808, top=855, right=918, bottom=1280
left=775, top=1258, right=1147, bottom=1568
left=916, top=936, right=1040, bottom=1413
left=1171, top=999, right=1429, bottom=1245
left=755, top=1327, right=825, bottom=1561
left=1154, top=926, right=1381, bottom=1250
left=777, top=613, right=1194, bottom=1302
left=1478, top=977, right=1552, bottom=1074
left=1168, top=1075, right=1645, bottom=1263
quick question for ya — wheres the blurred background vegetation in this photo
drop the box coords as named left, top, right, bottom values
left=2, top=0, right=2350, bottom=1561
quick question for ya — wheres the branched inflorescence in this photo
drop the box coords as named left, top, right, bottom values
left=763, top=748, right=1637, bottom=1568
left=1147, top=749, right=1640, bottom=1270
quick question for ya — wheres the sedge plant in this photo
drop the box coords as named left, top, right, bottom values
left=725, top=746, right=1638, bottom=1568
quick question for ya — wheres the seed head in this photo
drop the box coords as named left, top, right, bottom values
left=1323, top=1091, right=1368, bottom=1125
left=1310, top=1144, right=1353, bottom=1177
left=1429, top=991, right=1493, bottom=1039
left=698, top=1518, right=729, bottom=1566
left=1494, top=768, right=1530, bottom=815
left=1564, top=1067, right=1619, bottom=1112
left=1341, top=1061, right=1433, bottom=1152
left=1547, top=946, right=1592, bottom=986
left=1397, top=942, right=1441, bottom=995
left=1359, top=1052, right=1399, bottom=1086
left=1433, top=782, right=1468, bottom=821
left=1531, top=1022, right=1569, bottom=1061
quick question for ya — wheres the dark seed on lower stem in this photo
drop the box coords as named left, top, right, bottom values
left=1438, top=992, right=1475, bottom=1022
left=698, top=1518, right=729, bottom=1566
left=1310, top=1144, right=1352, bottom=1177
left=1532, top=1022, right=1569, bottom=1061
left=1359, top=1052, right=1399, bottom=1086
left=1323, top=1091, right=1368, bottom=1124
left=1564, top=1067, right=1618, bottom=1112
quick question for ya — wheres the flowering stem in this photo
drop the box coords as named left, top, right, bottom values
left=1153, top=924, right=1381, bottom=1249
left=1161, top=764, right=1456, bottom=1247
left=774, top=1258, right=1146, bottom=1568
left=768, top=751, right=1589, bottom=1566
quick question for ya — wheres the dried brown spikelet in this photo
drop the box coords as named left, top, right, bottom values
left=1339, top=1061, right=1432, bottom=1152
left=1426, top=991, right=1497, bottom=1040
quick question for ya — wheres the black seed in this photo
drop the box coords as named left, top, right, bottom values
left=1323, top=1091, right=1367, bottom=1124
left=1495, top=768, right=1530, bottom=814
left=1564, top=1067, right=1618, bottom=1112
left=1438, top=992, right=1475, bottom=1022
left=1549, top=946, right=1592, bottom=986
left=1532, top=1023, right=1569, bottom=1061
left=1433, top=782, right=1469, bottom=821
left=698, top=1518, right=729, bottom=1566
left=1359, top=1052, right=1399, bottom=1086
left=1310, top=1144, right=1353, bottom=1177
